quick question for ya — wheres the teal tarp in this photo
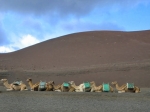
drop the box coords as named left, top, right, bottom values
left=63, top=82, right=70, bottom=87
left=127, top=83, right=134, bottom=89
left=13, top=81, right=22, bottom=85
left=103, top=83, right=110, bottom=92
left=39, top=81, right=46, bottom=89
left=84, top=82, right=90, bottom=88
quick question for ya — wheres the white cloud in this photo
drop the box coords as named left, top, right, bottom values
left=19, top=34, right=40, bottom=48
left=0, top=34, right=40, bottom=53
left=0, top=46, right=15, bottom=53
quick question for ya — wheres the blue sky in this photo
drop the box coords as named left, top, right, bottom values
left=0, top=0, right=150, bottom=53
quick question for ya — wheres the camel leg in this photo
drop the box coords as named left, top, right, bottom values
left=118, top=90, right=125, bottom=93
left=6, top=88, right=13, bottom=91
left=55, top=90, right=61, bottom=92
left=110, top=86, right=114, bottom=92
left=95, top=89, right=102, bottom=92
left=75, top=90, right=82, bottom=92
left=21, top=88, right=28, bottom=91
left=135, top=91, right=139, bottom=93
left=95, top=91, right=102, bottom=92
left=69, top=90, right=74, bottom=92
left=99, top=86, right=103, bottom=92
left=54, top=86, right=61, bottom=90
left=135, top=87, right=140, bottom=93
left=7, top=85, right=15, bottom=91
left=135, top=90, right=140, bottom=93
left=20, top=86, right=28, bottom=91
left=90, top=88, right=95, bottom=92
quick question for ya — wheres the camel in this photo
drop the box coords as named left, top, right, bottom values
left=46, top=81, right=61, bottom=92
left=112, top=81, right=140, bottom=93
left=68, top=81, right=85, bottom=92
left=60, top=81, right=75, bottom=92
left=90, top=81, right=103, bottom=92
left=46, top=81, right=54, bottom=91
left=1, top=79, right=28, bottom=91
left=26, top=78, right=61, bottom=91
left=26, top=78, right=39, bottom=91
left=69, top=81, right=94, bottom=92
left=88, top=81, right=114, bottom=92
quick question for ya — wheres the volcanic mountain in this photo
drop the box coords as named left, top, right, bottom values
left=0, top=30, right=150, bottom=87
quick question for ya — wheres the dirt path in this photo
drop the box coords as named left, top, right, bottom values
left=0, top=87, right=150, bottom=112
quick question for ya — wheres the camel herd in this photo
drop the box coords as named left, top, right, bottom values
left=0, top=78, right=140, bottom=93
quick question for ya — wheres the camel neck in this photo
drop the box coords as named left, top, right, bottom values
left=28, top=81, right=33, bottom=87
left=72, top=83, right=78, bottom=89
left=53, top=85, right=56, bottom=89
left=53, top=85, right=58, bottom=89
left=3, top=81, right=11, bottom=88
left=115, top=83, right=121, bottom=90
left=92, top=83, right=96, bottom=87
left=53, top=84, right=60, bottom=90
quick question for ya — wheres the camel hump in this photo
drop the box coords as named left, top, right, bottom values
left=103, top=83, right=110, bottom=92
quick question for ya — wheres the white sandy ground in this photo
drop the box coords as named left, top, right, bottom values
left=0, top=86, right=150, bottom=112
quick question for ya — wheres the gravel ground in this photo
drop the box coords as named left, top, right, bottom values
left=0, top=87, right=150, bottom=112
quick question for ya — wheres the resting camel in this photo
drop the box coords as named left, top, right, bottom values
left=26, top=78, right=39, bottom=91
left=112, top=81, right=140, bottom=93
left=46, top=81, right=54, bottom=91
left=46, top=81, right=61, bottom=92
left=69, top=81, right=85, bottom=92
left=60, top=81, right=75, bottom=92
left=69, top=81, right=95, bottom=92
left=1, top=79, right=28, bottom=91
left=80, top=81, right=114, bottom=92
left=90, top=81, right=103, bottom=92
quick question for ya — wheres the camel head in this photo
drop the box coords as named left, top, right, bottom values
left=68, top=81, right=75, bottom=85
left=90, top=81, right=96, bottom=87
left=26, top=78, right=32, bottom=82
left=48, top=81, right=55, bottom=85
left=90, top=81, right=95, bottom=84
left=0, top=79, right=8, bottom=83
left=112, top=81, right=117, bottom=85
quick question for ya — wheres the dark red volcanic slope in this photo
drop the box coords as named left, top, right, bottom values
left=0, top=30, right=150, bottom=87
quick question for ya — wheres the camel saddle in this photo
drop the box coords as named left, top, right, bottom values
left=39, top=81, right=46, bottom=90
left=12, top=81, right=22, bottom=86
left=83, top=82, right=90, bottom=88
left=127, top=83, right=134, bottom=89
left=63, top=82, right=70, bottom=87
left=103, top=83, right=110, bottom=92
